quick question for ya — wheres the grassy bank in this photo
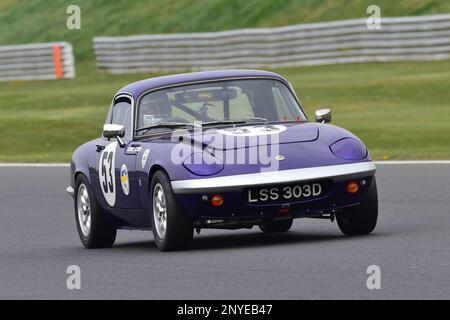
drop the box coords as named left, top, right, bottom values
left=1, top=0, right=449, bottom=162
left=1, top=59, right=449, bottom=162
left=1, top=0, right=450, bottom=62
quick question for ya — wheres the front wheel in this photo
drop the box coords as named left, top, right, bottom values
left=74, top=174, right=117, bottom=248
left=336, top=178, right=378, bottom=235
left=150, top=171, right=193, bottom=251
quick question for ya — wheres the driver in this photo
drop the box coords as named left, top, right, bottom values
left=140, top=92, right=172, bottom=127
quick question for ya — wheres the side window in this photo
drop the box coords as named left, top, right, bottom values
left=111, top=97, right=132, bottom=139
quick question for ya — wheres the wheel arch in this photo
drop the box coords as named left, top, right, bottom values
left=148, top=164, right=170, bottom=189
left=70, top=141, right=97, bottom=189
left=73, top=164, right=92, bottom=186
left=136, top=163, right=171, bottom=213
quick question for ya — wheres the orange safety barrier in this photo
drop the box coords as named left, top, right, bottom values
left=52, top=45, right=64, bottom=79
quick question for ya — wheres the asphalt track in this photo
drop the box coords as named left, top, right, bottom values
left=0, top=164, right=449, bottom=299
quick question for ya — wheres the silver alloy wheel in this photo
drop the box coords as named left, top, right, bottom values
left=153, top=183, right=167, bottom=239
left=77, top=183, right=91, bottom=237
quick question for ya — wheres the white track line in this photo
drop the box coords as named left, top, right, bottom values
left=374, top=160, right=450, bottom=164
left=0, top=161, right=449, bottom=167
left=0, top=163, right=69, bottom=167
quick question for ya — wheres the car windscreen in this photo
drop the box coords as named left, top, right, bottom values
left=136, top=79, right=307, bottom=134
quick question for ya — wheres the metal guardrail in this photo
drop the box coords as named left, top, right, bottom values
left=93, top=14, right=450, bottom=74
left=0, top=42, right=75, bottom=81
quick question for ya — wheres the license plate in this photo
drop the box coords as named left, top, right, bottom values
left=246, top=182, right=324, bottom=204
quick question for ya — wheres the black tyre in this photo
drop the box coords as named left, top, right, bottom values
left=336, top=178, right=378, bottom=235
left=150, top=170, right=193, bottom=251
left=259, top=218, right=293, bottom=233
left=74, top=174, right=117, bottom=248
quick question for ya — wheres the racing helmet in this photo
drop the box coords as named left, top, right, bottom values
left=140, top=92, right=172, bottom=127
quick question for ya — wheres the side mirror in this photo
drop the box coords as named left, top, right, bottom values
left=315, top=108, right=332, bottom=123
left=103, top=124, right=126, bottom=147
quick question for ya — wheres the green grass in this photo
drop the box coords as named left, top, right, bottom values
left=281, top=61, right=450, bottom=160
left=1, top=60, right=450, bottom=162
left=1, top=0, right=450, bottom=62
left=0, top=0, right=449, bottom=162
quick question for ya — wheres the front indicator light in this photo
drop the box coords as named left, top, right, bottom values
left=211, top=194, right=224, bottom=207
left=347, top=181, right=359, bottom=194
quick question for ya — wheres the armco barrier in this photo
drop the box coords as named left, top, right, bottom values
left=93, top=14, right=450, bottom=74
left=0, top=42, right=75, bottom=81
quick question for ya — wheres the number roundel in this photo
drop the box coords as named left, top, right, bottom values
left=99, top=142, right=117, bottom=207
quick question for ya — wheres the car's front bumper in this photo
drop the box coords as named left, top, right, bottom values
left=172, top=162, right=376, bottom=220
left=171, top=162, right=375, bottom=193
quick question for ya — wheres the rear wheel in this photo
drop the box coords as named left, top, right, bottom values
left=150, top=171, right=193, bottom=251
left=336, top=178, right=378, bottom=235
left=259, top=218, right=293, bottom=233
left=74, top=174, right=116, bottom=248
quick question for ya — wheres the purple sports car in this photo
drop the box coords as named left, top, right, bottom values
left=66, top=70, right=377, bottom=251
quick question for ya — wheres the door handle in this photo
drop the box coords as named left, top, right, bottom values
left=96, top=144, right=105, bottom=152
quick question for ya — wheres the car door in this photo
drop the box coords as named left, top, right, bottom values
left=111, top=94, right=142, bottom=210
left=95, top=94, right=141, bottom=211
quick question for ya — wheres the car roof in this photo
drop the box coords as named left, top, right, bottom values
left=117, top=69, right=289, bottom=100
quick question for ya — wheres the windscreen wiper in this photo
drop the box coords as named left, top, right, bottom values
left=201, top=120, right=246, bottom=127
left=137, top=119, right=271, bottom=135
left=201, top=118, right=272, bottom=128
left=135, top=122, right=196, bottom=135
left=244, top=116, right=268, bottom=124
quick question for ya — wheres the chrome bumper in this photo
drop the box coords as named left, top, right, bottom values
left=66, top=186, right=74, bottom=197
left=171, top=162, right=376, bottom=194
